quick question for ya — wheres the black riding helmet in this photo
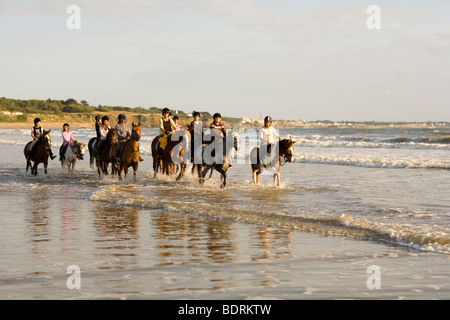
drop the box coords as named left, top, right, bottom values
left=63, top=123, right=69, bottom=129
left=162, top=107, right=171, bottom=115
left=118, top=114, right=126, bottom=121
left=102, top=116, right=109, bottom=123
left=213, top=113, right=221, bottom=119
left=34, top=118, right=41, bottom=125
left=264, top=116, right=272, bottom=123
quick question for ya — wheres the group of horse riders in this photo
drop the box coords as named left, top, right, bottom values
left=26, top=109, right=283, bottom=170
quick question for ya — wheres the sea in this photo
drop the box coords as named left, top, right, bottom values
left=0, top=125, right=449, bottom=300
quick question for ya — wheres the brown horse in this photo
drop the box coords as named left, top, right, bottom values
left=197, top=129, right=239, bottom=188
left=88, top=137, right=97, bottom=169
left=24, top=129, right=52, bottom=176
left=160, top=129, right=191, bottom=181
left=117, top=122, right=141, bottom=180
left=95, top=129, right=117, bottom=177
left=250, top=138, right=296, bottom=187
left=151, top=134, right=163, bottom=178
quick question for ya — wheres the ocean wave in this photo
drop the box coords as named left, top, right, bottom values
left=90, top=185, right=449, bottom=254
left=293, top=154, right=450, bottom=170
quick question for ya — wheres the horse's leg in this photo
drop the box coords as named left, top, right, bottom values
left=176, top=162, right=186, bottom=181
left=71, top=161, right=76, bottom=174
left=44, top=160, right=48, bottom=175
left=198, top=165, right=205, bottom=184
left=217, top=167, right=227, bottom=188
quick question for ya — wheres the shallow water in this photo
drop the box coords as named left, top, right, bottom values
left=0, top=126, right=449, bottom=299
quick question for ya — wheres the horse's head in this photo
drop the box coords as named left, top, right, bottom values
left=280, top=138, right=297, bottom=163
left=76, top=141, right=86, bottom=160
left=42, top=129, right=52, bottom=148
left=107, top=129, right=117, bottom=143
left=132, top=122, right=141, bottom=142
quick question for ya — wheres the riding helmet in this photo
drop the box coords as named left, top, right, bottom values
left=213, top=113, right=221, bottom=119
left=63, top=123, right=70, bottom=129
left=102, top=116, right=109, bottom=122
left=264, top=116, right=272, bottom=123
left=118, top=114, right=126, bottom=121
left=162, top=107, right=171, bottom=115
left=193, top=111, right=200, bottom=118
left=34, top=118, right=41, bottom=125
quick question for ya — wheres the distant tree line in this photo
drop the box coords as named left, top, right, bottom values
left=0, top=97, right=238, bottom=122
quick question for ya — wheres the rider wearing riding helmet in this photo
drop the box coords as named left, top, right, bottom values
left=28, top=117, right=56, bottom=161
left=114, top=114, right=131, bottom=164
left=260, top=115, right=280, bottom=154
left=209, top=113, right=226, bottom=138
left=60, top=123, right=75, bottom=161
left=159, top=107, right=177, bottom=135
left=96, top=116, right=110, bottom=160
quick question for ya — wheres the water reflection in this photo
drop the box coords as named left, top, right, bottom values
left=251, top=226, right=294, bottom=261
left=26, top=186, right=51, bottom=244
left=93, top=202, right=140, bottom=269
left=153, top=212, right=236, bottom=266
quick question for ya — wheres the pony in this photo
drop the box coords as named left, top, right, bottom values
left=160, top=129, right=191, bottom=181
left=151, top=135, right=163, bottom=178
left=197, top=129, right=240, bottom=188
left=88, top=137, right=98, bottom=169
left=117, top=122, right=141, bottom=180
left=250, top=138, right=296, bottom=187
left=95, top=129, right=117, bottom=177
left=60, top=140, right=87, bottom=173
left=24, top=129, right=52, bottom=176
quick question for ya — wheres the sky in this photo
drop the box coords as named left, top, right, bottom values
left=0, top=0, right=449, bottom=122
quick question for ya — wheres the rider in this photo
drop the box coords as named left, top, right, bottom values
left=260, top=115, right=280, bottom=155
left=188, top=112, right=203, bottom=162
left=28, top=117, right=56, bottom=161
left=208, top=113, right=227, bottom=159
left=96, top=116, right=110, bottom=160
left=173, top=115, right=182, bottom=131
left=114, top=114, right=131, bottom=165
left=59, top=123, right=74, bottom=161
left=157, top=108, right=177, bottom=157
left=209, top=113, right=227, bottom=138
left=94, top=115, right=102, bottom=147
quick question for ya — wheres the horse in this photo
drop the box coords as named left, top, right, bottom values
left=24, top=129, right=52, bottom=176
left=95, top=129, right=117, bottom=177
left=117, top=122, right=141, bottom=180
left=250, top=138, right=297, bottom=187
left=197, top=129, right=240, bottom=188
left=151, top=135, right=163, bottom=178
left=60, top=140, right=87, bottom=173
left=88, top=137, right=97, bottom=169
left=160, top=129, right=191, bottom=181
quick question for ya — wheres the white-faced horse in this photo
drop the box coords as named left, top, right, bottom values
left=60, top=140, right=86, bottom=173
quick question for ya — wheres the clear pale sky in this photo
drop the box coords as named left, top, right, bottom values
left=1, top=0, right=449, bottom=121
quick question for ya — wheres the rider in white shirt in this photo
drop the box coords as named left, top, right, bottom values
left=260, top=116, right=280, bottom=154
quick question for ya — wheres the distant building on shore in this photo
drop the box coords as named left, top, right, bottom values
left=1, top=111, right=23, bottom=115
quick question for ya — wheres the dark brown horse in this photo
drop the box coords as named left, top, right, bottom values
left=117, top=123, right=141, bottom=180
left=24, top=129, right=52, bottom=176
left=197, top=129, right=240, bottom=188
left=95, top=129, right=117, bottom=177
left=151, top=134, right=163, bottom=178
left=160, top=129, right=191, bottom=181
left=250, top=138, right=296, bottom=187
left=88, top=137, right=97, bottom=169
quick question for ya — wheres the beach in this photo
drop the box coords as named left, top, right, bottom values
left=0, top=126, right=449, bottom=299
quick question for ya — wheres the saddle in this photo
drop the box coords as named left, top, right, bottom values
left=251, top=147, right=275, bottom=168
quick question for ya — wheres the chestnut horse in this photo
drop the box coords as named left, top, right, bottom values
left=24, top=129, right=52, bottom=176
left=95, top=129, right=117, bottom=177
left=250, top=138, right=296, bottom=187
left=117, top=122, right=141, bottom=180
left=160, top=129, right=191, bottom=181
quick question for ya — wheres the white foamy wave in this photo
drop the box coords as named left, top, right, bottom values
left=294, top=154, right=450, bottom=169
left=340, top=214, right=450, bottom=254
